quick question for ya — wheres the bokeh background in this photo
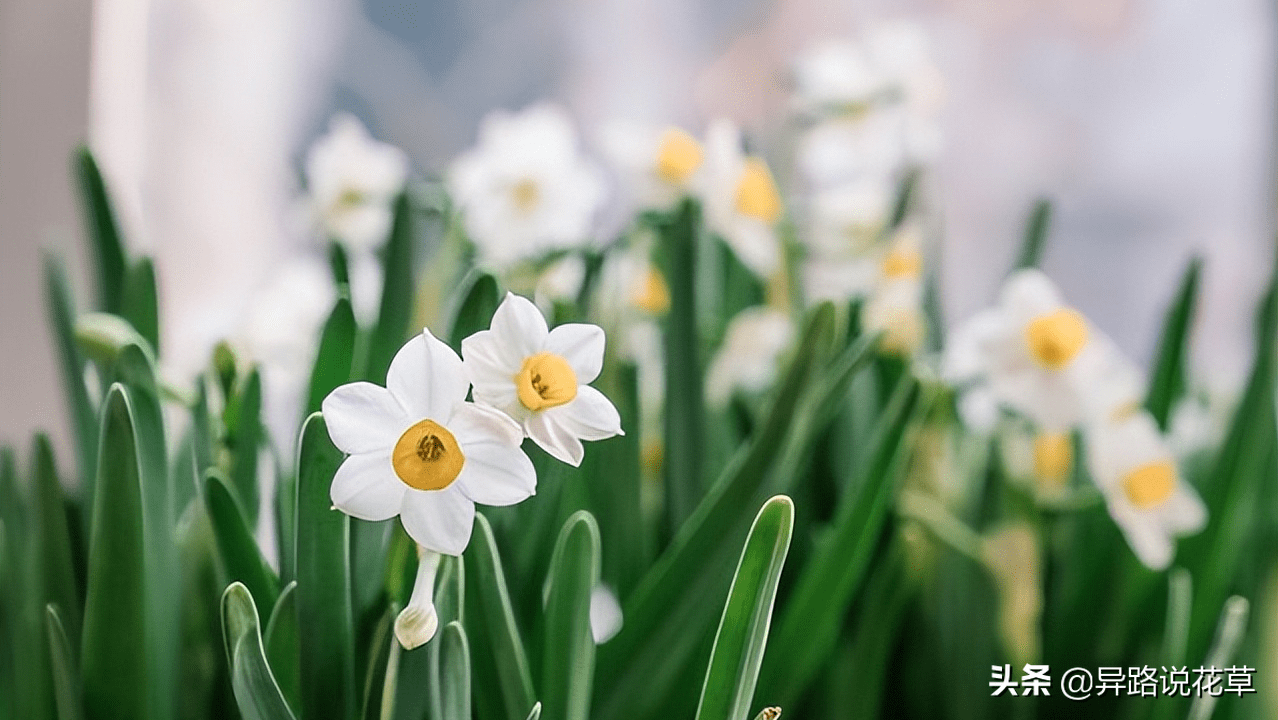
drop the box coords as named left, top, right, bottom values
left=2, top=0, right=1274, bottom=452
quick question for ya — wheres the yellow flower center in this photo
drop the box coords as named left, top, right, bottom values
left=1024, top=309, right=1089, bottom=370
left=1121, top=460, right=1177, bottom=508
left=734, top=158, right=782, bottom=224
left=1032, top=433, right=1072, bottom=489
left=511, top=179, right=541, bottom=213
left=337, top=187, right=367, bottom=209
left=515, top=352, right=578, bottom=411
left=632, top=266, right=670, bottom=314
left=655, top=128, right=703, bottom=185
left=881, top=248, right=923, bottom=279
left=392, top=419, right=465, bottom=491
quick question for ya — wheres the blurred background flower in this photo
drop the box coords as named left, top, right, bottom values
left=1, top=0, right=1274, bottom=488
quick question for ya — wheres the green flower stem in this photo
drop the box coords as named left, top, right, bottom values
left=897, top=490, right=985, bottom=564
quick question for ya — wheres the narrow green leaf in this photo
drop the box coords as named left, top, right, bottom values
left=74, top=146, right=128, bottom=313
left=229, top=369, right=263, bottom=526
left=523, top=703, right=542, bottom=720
left=1012, top=197, right=1052, bottom=272
left=32, top=435, right=81, bottom=642
left=425, top=556, right=466, bottom=720
left=364, top=193, right=416, bottom=384
left=112, top=344, right=179, bottom=720
left=439, top=621, right=472, bottom=720
left=758, top=378, right=919, bottom=705
left=42, top=253, right=98, bottom=497
left=206, top=471, right=280, bottom=610
left=695, top=496, right=794, bottom=720
left=888, top=169, right=920, bottom=230
left=541, top=511, right=601, bottom=720
left=306, top=298, right=357, bottom=416
left=121, top=257, right=160, bottom=354
left=1187, top=596, right=1249, bottom=720
left=264, top=582, right=301, bottom=714
left=295, top=413, right=357, bottom=720
left=656, top=198, right=705, bottom=532
left=221, top=582, right=298, bottom=720
left=447, top=272, right=500, bottom=351
left=45, top=606, right=83, bottom=720
left=329, top=242, right=351, bottom=289
left=1145, top=256, right=1202, bottom=429
left=594, top=306, right=867, bottom=720
left=80, top=386, right=148, bottom=720
left=359, top=605, right=397, bottom=720
left=464, top=513, right=536, bottom=720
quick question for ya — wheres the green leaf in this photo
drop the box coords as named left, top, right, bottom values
left=329, top=242, right=352, bottom=289
left=42, top=253, right=98, bottom=496
left=111, top=345, right=179, bottom=720
left=121, top=257, right=160, bottom=354
left=579, top=362, right=646, bottom=597
left=594, top=306, right=869, bottom=720
left=426, top=556, right=466, bottom=720
left=80, top=386, right=149, bottom=720
left=757, top=378, right=919, bottom=705
left=205, top=471, right=280, bottom=610
left=694, top=496, right=794, bottom=720
left=464, top=513, right=536, bottom=720
left=364, top=193, right=416, bottom=384
left=523, top=703, right=542, bottom=720
left=228, top=369, right=264, bottom=526
left=888, top=169, right=920, bottom=230
left=541, top=511, right=601, bottom=720
left=439, top=621, right=472, bottom=720
left=359, top=605, right=397, bottom=720
left=221, top=582, right=298, bottom=720
left=264, top=582, right=301, bottom=714
left=1012, top=197, right=1052, bottom=272
left=1145, top=256, right=1202, bottom=430
left=45, top=605, right=84, bottom=720
left=75, top=312, right=150, bottom=370
left=32, top=435, right=82, bottom=643
left=447, top=272, right=500, bottom=351
left=74, top=146, right=128, bottom=313
left=306, top=298, right=357, bottom=416
left=655, top=198, right=705, bottom=532
left=295, top=413, right=357, bottom=720
left=1187, top=596, right=1249, bottom=720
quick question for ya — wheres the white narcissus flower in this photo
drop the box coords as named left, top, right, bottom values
left=322, top=330, right=536, bottom=556
left=705, top=307, right=795, bottom=407
left=306, top=113, right=410, bottom=253
left=449, top=104, right=607, bottom=270
left=462, top=293, right=624, bottom=466
left=699, top=120, right=783, bottom=278
left=600, top=122, right=704, bottom=213
left=1086, top=411, right=1206, bottom=570
left=944, top=269, right=1117, bottom=431
left=395, top=547, right=441, bottom=650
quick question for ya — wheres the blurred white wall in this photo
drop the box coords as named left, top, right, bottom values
left=0, top=0, right=93, bottom=461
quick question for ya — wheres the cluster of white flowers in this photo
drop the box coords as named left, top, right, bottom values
left=945, top=269, right=1206, bottom=569
left=791, top=21, right=944, bottom=355
left=322, top=293, right=622, bottom=649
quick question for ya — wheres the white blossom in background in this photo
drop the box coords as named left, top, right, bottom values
left=237, top=256, right=336, bottom=453
left=599, top=121, right=704, bottom=214
left=305, top=112, right=410, bottom=253
left=449, top=104, right=607, bottom=270
left=462, top=293, right=624, bottom=466
left=322, top=329, right=537, bottom=556
left=1086, top=411, right=1207, bottom=570
left=590, top=584, right=624, bottom=644
left=861, top=235, right=926, bottom=356
left=534, top=254, right=588, bottom=314
left=791, top=40, right=885, bottom=115
left=698, top=120, right=784, bottom=278
left=943, top=269, right=1120, bottom=431
left=705, top=307, right=795, bottom=407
